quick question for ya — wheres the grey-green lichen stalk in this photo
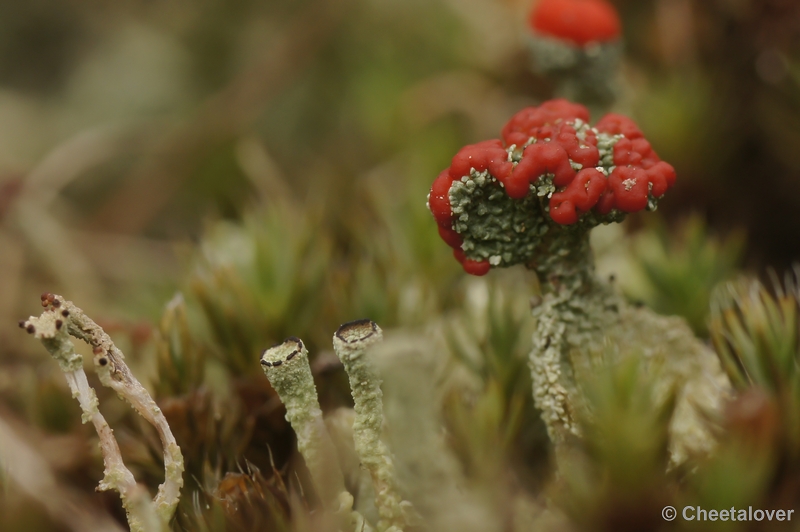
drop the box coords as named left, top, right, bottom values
left=260, top=338, right=373, bottom=532
left=21, top=293, right=181, bottom=531
left=525, top=35, right=622, bottom=113
left=525, top=222, right=727, bottom=464
left=332, top=320, right=416, bottom=532
left=526, top=230, right=624, bottom=440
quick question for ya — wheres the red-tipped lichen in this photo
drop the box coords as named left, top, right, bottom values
left=428, top=99, right=676, bottom=275
left=528, top=0, right=621, bottom=47
left=453, top=249, right=492, bottom=276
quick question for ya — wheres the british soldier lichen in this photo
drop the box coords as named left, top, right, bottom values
left=525, top=0, right=624, bottom=108
left=428, top=99, right=675, bottom=276
left=528, top=0, right=621, bottom=47
left=428, top=100, right=727, bottom=464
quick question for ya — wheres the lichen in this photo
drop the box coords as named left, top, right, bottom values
left=449, top=171, right=548, bottom=268
left=21, top=293, right=181, bottom=531
left=333, top=320, right=417, bottom=532
left=261, top=337, right=374, bottom=532
left=429, top=100, right=726, bottom=464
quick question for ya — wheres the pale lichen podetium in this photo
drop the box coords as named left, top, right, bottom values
left=261, top=337, right=373, bottom=532
left=21, top=293, right=183, bottom=531
left=333, top=320, right=416, bottom=532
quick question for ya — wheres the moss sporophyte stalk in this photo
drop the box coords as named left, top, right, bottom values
left=428, top=99, right=729, bottom=463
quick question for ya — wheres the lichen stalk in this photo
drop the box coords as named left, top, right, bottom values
left=525, top=229, right=728, bottom=463
left=526, top=228, right=620, bottom=440
left=40, top=294, right=186, bottom=523
left=261, top=337, right=373, bottom=532
left=333, top=320, right=415, bottom=532
left=21, top=296, right=163, bottom=532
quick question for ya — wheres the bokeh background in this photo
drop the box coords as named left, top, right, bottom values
left=0, top=0, right=798, bottom=530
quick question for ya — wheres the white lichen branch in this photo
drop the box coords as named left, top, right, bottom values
left=20, top=295, right=161, bottom=531
left=22, top=293, right=183, bottom=528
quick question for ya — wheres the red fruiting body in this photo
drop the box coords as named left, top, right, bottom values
left=550, top=168, right=607, bottom=224
left=449, top=139, right=512, bottom=182
left=429, top=169, right=456, bottom=228
left=646, top=161, right=677, bottom=198
left=430, top=99, right=676, bottom=275
left=453, top=249, right=491, bottom=276
left=502, top=99, right=590, bottom=147
left=529, top=0, right=621, bottom=47
left=594, top=188, right=615, bottom=215
left=594, top=113, right=642, bottom=139
left=438, top=225, right=462, bottom=248
left=506, top=142, right=574, bottom=198
left=555, top=123, right=599, bottom=168
left=608, top=166, right=649, bottom=212
left=463, top=259, right=491, bottom=276
left=500, top=102, right=601, bottom=199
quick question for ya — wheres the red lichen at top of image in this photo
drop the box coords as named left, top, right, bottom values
left=528, top=0, right=621, bottom=46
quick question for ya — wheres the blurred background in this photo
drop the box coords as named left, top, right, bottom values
left=0, top=0, right=798, bottom=530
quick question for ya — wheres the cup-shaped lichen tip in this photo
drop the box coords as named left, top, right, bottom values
left=334, top=319, right=383, bottom=353
left=261, top=336, right=305, bottom=368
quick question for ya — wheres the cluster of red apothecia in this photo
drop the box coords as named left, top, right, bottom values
left=429, top=99, right=676, bottom=275
left=529, top=0, right=621, bottom=47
